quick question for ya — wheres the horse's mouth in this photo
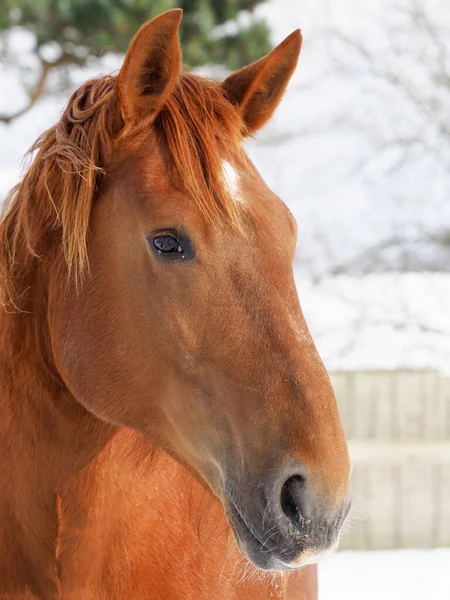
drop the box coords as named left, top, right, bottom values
left=226, top=494, right=318, bottom=571
left=224, top=492, right=348, bottom=572
left=226, top=496, right=285, bottom=570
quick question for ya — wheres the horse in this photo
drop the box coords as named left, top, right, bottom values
left=0, top=9, right=351, bottom=600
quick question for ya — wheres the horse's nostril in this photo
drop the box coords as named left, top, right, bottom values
left=280, top=475, right=306, bottom=527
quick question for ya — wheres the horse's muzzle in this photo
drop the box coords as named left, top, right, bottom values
left=224, top=467, right=351, bottom=571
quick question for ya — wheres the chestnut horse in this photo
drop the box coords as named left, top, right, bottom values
left=0, top=9, right=351, bottom=600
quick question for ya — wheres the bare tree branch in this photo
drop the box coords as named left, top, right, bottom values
left=0, top=52, right=79, bottom=124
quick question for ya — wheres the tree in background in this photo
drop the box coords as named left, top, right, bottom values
left=329, top=1, right=450, bottom=177
left=0, top=0, right=271, bottom=123
left=322, top=0, right=450, bottom=274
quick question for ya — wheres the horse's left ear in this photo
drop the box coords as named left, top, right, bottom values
left=118, top=9, right=182, bottom=122
left=222, top=30, right=302, bottom=134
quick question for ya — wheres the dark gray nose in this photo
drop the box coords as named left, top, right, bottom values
left=224, top=465, right=350, bottom=571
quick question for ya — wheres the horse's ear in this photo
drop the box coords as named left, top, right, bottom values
left=118, top=9, right=182, bottom=122
left=222, top=30, right=302, bottom=134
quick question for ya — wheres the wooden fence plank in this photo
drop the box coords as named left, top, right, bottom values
left=331, top=370, right=450, bottom=550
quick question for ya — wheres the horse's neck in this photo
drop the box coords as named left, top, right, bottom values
left=0, top=307, right=115, bottom=597
left=0, top=308, right=235, bottom=597
left=0, top=308, right=116, bottom=477
left=55, top=432, right=277, bottom=599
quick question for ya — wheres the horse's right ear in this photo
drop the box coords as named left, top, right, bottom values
left=222, top=30, right=302, bottom=134
left=118, top=9, right=182, bottom=122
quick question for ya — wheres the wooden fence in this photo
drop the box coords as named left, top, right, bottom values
left=330, top=370, right=450, bottom=549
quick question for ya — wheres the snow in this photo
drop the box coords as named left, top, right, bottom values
left=320, top=549, right=450, bottom=600
left=298, top=273, right=450, bottom=375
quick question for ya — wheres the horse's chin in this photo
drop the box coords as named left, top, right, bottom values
left=224, top=495, right=341, bottom=572
left=231, top=521, right=338, bottom=572
left=224, top=499, right=292, bottom=571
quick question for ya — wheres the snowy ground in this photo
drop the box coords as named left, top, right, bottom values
left=320, top=549, right=450, bottom=600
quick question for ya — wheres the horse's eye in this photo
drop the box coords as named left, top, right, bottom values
left=153, top=235, right=181, bottom=254
left=148, top=230, right=194, bottom=261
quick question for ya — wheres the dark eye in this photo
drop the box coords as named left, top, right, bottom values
left=148, top=230, right=194, bottom=261
left=153, top=235, right=181, bottom=254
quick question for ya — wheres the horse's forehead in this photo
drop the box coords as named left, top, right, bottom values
left=124, top=137, right=173, bottom=196
left=124, top=137, right=244, bottom=202
left=117, top=135, right=291, bottom=233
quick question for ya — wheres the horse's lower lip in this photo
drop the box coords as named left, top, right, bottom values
left=226, top=496, right=287, bottom=570
left=227, top=497, right=270, bottom=550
